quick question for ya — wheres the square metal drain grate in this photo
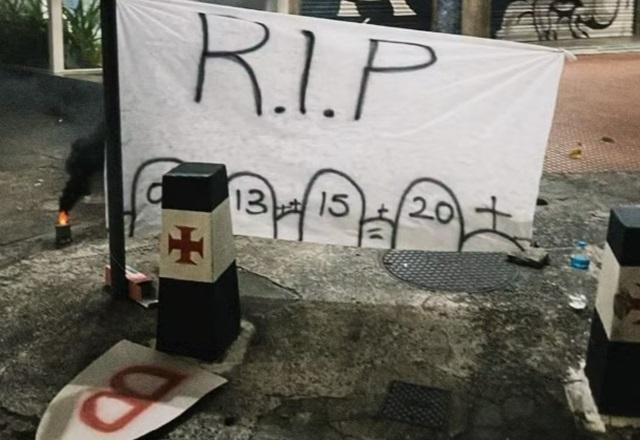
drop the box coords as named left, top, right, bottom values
left=382, top=250, right=516, bottom=293
left=379, top=381, right=450, bottom=429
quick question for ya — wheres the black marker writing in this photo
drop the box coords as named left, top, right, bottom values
left=392, top=177, right=464, bottom=250
left=409, top=195, right=434, bottom=220
left=236, top=188, right=269, bottom=215
left=319, top=192, right=350, bottom=217
left=355, top=39, right=437, bottom=120
left=462, top=196, right=523, bottom=251
left=289, top=198, right=302, bottom=211
left=195, top=13, right=270, bottom=115
left=127, top=157, right=184, bottom=238
left=146, top=183, right=163, bottom=204
left=299, top=30, right=315, bottom=115
left=130, top=160, right=523, bottom=252
left=407, top=196, right=455, bottom=222
left=275, top=198, right=303, bottom=220
left=299, top=169, right=366, bottom=245
left=435, top=201, right=454, bottom=224
left=228, top=171, right=279, bottom=238
left=475, top=195, right=512, bottom=230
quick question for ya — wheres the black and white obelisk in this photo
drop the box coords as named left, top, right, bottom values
left=156, top=163, right=241, bottom=361
left=585, top=207, right=640, bottom=416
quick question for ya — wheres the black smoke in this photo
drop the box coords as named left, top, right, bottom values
left=59, top=122, right=106, bottom=212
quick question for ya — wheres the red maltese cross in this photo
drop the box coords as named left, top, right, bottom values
left=168, top=226, right=204, bottom=265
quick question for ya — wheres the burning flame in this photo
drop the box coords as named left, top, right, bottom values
left=57, top=210, right=69, bottom=226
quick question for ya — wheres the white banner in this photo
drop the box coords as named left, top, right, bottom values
left=118, top=0, right=565, bottom=251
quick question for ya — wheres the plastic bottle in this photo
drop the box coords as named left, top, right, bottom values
left=570, top=240, right=590, bottom=270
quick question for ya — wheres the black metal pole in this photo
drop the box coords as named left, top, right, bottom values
left=434, top=0, right=462, bottom=34
left=101, top=0, right=127, bottom=298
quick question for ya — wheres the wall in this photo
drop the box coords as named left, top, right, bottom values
left=200, top=0, right=279, bottom=11
left=492, top=0, right=636, bottom=42
left=299, top=0, right=433, bottom=31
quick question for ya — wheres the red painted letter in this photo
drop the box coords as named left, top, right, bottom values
left=80, top=365, right=186, bottom=432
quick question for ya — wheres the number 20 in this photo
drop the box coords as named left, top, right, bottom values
left=409, top=196, right=454, bottom=224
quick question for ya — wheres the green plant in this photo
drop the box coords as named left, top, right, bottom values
left=63, top=0, right=102, bottom=68
left=0, top=0, right=49, bottom=67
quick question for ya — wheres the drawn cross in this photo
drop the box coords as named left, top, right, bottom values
left=475, top=196, right=512, bottom=230
left=377, top=204, right=389, bottom=217
left=168, top=226, right=204, bottom=265
left=276, top=204, right=288, bottom=217
left=289, top=198, right=302, bottom=212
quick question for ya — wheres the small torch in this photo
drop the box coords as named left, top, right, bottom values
left=55, top=210, right=72, bottom=248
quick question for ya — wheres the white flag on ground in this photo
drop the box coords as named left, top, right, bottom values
left=118, top=0, right=566, bottom=251
left=36, top=340, right=226, bottom=439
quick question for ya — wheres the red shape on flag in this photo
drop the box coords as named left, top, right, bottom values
left=79, top=365, right=186, bottom=433
left=168, top=225, right=204, bottom=265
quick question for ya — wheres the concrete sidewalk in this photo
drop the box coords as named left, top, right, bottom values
left=2, top=172, right=640, bottom=439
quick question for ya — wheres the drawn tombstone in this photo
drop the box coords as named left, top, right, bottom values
left=228, top=172, right=277, bottom=239
left=128, top=158, right=183, bottom=237
left=461, top=230, right=522, bottom=252
left=460, top=195, right=523, bottom=252
left=274, top=200, right=303, bottom=241
left=392, top=178, right=464, bottom=251
left=299, top=169, right=365, bottom=246
left=360, top=204, right=395, bottom=249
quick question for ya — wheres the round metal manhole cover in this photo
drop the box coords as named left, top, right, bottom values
left=382, top=251, right=516, bottom=293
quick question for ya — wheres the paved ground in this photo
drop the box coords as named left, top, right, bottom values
left=546, top=53, right=640, bottom=174
left=1, top=52, right=640, bottom=440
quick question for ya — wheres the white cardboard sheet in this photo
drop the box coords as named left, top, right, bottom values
left=118, top=0, right=565, bottom=251
left=36, top=340, right=227, bottom=440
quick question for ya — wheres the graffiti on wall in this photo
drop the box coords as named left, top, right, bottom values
left=301, top=0, right=432, bottom=31
left=493, top=0, right=632, bottom=41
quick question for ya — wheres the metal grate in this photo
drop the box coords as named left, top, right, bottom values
left=379, top=381, right=450, bottom=428
left=382, top=251, right=516, bottom=293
